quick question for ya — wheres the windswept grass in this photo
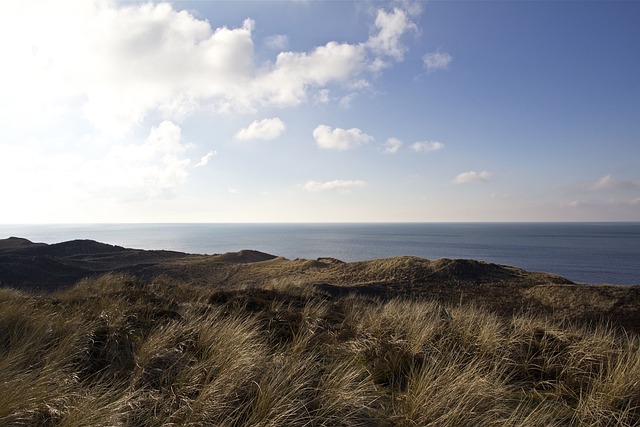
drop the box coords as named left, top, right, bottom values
left=1, top=274, right=639, bottom=426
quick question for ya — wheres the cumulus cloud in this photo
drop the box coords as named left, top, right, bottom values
left=0, top=1, right=420, bottom=134
left=112, top=121, right=192, bottom=196
left=1, top=2, right=259, bottom=133
left=194, top=150, right=216, bottom=167
left=235, top=118, right=286, bottom=141
left=81, top=121, right=193, bottom=198
left=0, top=1, right=427, bottom=220
left=304, top=179, right=366, bottom=192
left=367, top=7, right=417, bottom=61
left=453, top=170, right=492, bottom=184
left=423, top=51, right=453, bottom=72
left=384, top=137, right=403, bottom=154
left=313, top=125, right=374, bottom=150
left=589, top=174, right=640, bottom=191
left=411, top=141, right=444, bottom=152
left=253, top=41, right=368, bottom=107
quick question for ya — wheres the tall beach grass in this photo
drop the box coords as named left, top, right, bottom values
left=1, top=274, right=639, bottom=426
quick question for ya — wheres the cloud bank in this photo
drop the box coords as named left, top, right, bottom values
left=0, top=0, right=427, bottom=219
left=0, top=0, right=421, bottom=134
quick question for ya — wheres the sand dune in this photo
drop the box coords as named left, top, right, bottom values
left=2, top=237, right=639, bottom=331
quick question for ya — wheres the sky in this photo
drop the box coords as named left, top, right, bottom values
left=0, top=0, right=639, bottom=223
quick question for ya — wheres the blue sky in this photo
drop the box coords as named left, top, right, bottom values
left=0, top=0, right=639, bottom=222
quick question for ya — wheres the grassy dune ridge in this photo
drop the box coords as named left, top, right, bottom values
left=1, top=273, right=640, bottom=426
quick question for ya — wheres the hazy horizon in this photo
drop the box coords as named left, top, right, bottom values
left=1, top=1, right=638, bottom=223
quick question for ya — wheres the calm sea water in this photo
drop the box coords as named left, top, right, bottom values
left=1, top=223, right=639, bottom=285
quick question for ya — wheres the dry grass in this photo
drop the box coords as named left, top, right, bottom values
left=1, top=274, right=639, bottom=426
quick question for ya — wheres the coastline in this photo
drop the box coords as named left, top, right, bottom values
left=2, top=236, right=640, bottom=333
left=1, top=222, right=639, bottom=285
left=3, top=237, right=640, bottom=424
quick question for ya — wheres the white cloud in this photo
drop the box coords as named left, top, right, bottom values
left=80, top=121, right=193, bottom=198
left=228, top=188, right=240, bottom=194
left=631, top=197, right=640, bottom=206
left=453, top=170, right=492, bottom=184
left=589, top=174, right=640, bottom=191
left=349, top=79, right=370, bottom=90
left=384, top=138, right=403, bottom=154
left=315, top=89, right=331, bottom=104
left=194, top=150, right=216, bottom=167
left=339, top=93, right=358, bottom=108
left=411, top=141, right=444, bottom=152
left=304, top=179, right=366, bottom=192
left=0, top=1, right=421, bottom=134
left=254, top=42, right=367, bottom=107
left=110, top=121, right=192, bottom=196
left=367, top=7, right=417, bottom=61
left=1, top=2, right=258, bottom=133
left=313, top=125, right=373, bottom=150
left=0, top=0, right=425, bottom=220
left=0, top=119, right=201, bottom=211
left=235, top=118, right=286, bottom=141
left=423, top=51, right=453, bottom=72
left=264, top=34, right=289, bottom=50
left=393, top=0, right=423, bottom=17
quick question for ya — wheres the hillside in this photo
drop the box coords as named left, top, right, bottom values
left=2, top=273, right=640, bottom=426
left=0, top=237, right=189, bottom=290
left=3, top=237, right=640, bottom=425
left=1, top=237, right=640, bottom=331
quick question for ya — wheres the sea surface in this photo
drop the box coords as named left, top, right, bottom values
left=1, top=223, right=639, bottom=285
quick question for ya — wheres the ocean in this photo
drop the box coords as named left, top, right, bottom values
left=1, top=223, right=639, bottom=285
